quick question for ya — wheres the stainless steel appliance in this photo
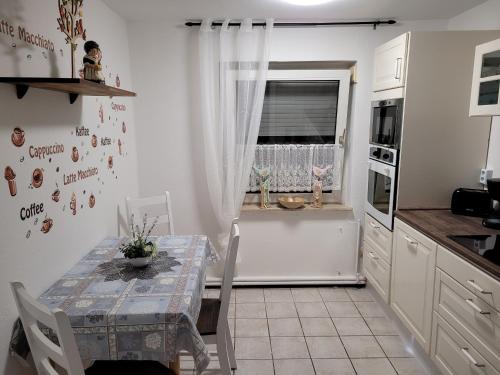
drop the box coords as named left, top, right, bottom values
left=484, top=178, right=500, bottom=229
left=370, top=99, right=404, bottom=149
left=366, top=146, right=398, bottom=229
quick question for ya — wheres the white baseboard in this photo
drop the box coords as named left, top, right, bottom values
left=206, top=274, right=367, bottom=286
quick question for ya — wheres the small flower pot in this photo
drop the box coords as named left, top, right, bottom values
left=128, top=256, right=152, bottom=268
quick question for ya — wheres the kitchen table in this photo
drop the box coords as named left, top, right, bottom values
left=37, top=235, right=218, bottom=374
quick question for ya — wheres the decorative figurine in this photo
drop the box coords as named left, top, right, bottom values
left=83, top=40, right=105, bottom=83
left=253, top=167, right=271, bottom=209
left=57, top=0, right=86, bottom=78
left=312, top=165, right=332, bottom=208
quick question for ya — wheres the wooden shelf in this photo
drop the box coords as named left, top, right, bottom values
left=241, top=202, right=352, bottom=212
left=0, top=77, right=136, bottom=104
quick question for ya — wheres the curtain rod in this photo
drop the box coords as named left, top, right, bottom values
left=185, top=19, right=396, bottom=30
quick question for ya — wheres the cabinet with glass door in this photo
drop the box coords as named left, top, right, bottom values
left=470, top=38, right=500, bottom=116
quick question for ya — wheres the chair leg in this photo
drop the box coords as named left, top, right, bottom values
left=216, top=330, right=232, bottom=375
left=225, top=321, right=237, bottom=370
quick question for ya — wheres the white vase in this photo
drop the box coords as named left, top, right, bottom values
left=128, top=256, right=152, bottom=268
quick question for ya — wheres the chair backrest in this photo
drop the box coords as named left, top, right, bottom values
left=10, top=282, right=85, bottom=375
left=218, top=219, right=240, bottom=329
left=126, top=191, right=174, bottom=235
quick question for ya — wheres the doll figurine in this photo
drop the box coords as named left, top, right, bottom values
left=312, top=165, right=332, bottom=208
left=83, top=41, right=105, bottom=83
left=253, top=167, right=270, bottom=209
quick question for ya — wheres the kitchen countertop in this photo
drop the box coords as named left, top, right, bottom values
left=395, top=209, right=500, bottom=281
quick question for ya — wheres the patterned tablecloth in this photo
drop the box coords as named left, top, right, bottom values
left=38, top=235, right=218, bottom=374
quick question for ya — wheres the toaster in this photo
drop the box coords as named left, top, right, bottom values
left=451, top=188, right=490, bottom=217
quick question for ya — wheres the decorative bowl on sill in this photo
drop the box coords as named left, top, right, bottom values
left=278, top=196, right=305, bottom=209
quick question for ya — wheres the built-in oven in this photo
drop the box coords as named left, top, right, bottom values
left=370, top=98, right=404, bottom=150
left=366, top=146, right=398, bottom=230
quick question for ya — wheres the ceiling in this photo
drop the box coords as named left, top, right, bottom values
left=103, top=0, right=487, bottom=22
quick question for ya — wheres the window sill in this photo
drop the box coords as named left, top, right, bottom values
left=241, top=202, right=352, bottom=212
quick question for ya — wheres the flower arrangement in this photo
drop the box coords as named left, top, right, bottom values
left=121, top=214, right=159, bottom=260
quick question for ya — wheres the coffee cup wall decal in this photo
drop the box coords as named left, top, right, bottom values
left=70, top=192, right=77, bottom=215
left=89, top=193, right=95, bottom=208
left=32, top=168, right=43, bottom=188
left=4, top=166, right=17, bottom=196
left=108, top=155, right=113, bottom=169
left=52, top=189, right=60, bottom=202
left=91, top=134, right=97, bottom=148
left=41, top=218, right=53, bottom=234
left=11, top=127, right=25, bottom=147
left=71, top=146, right=79, bottom=162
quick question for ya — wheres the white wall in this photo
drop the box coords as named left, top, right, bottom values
left=0, top=1, right=138, bottom=374
left=448, top=0, right=500, bottom=177
left=127, top=19, right=447, bottom=280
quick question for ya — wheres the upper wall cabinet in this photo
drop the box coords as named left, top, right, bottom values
left=470, top=38, right=500, bottom=116
left=373, top=33, right=409, bottom=92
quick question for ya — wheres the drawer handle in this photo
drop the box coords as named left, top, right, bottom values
left=467, top=280, right=492, bottom=295
left=465, top=299, right=491, bottom=315
left=404, top=235, right=418, bottom=246
left=461, top=348, right=485, bottom=368
left=368, top=251, right=379, bottom=260
left=369, top=222, right=380, bottom=230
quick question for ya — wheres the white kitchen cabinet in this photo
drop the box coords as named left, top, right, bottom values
left=390, top=218, right=437, bottom=353
left=373, top=33, right=409, bottom=92
left=470, top=38, right=500, bottom=116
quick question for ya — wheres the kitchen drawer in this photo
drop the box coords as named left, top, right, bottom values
left=435, top=269, right=500, bottom=369
left=437, top=246, right=500, bottom=312
left=431, top=312, right=500, bottom=375
left=363, top=241, right=391, bottom=303
left=364, top=214, right=393, bottom=264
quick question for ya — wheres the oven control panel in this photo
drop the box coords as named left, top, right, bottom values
left=369, top=146, right=398, bottom=166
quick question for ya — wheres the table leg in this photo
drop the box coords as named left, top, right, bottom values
left=169, top=354, right=180, bottom=375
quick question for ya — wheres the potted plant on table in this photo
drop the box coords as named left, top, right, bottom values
left=121, top=214, right=159, bottom=268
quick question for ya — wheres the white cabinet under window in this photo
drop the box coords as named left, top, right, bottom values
left=470, top=38, right=500, bottom=116
left=373, top=33, right=409, bottom=92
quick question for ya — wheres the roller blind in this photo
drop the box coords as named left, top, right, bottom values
left=258, top=80, right=339, bottom=144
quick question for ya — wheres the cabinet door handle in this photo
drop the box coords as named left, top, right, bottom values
left=369, top=222, right=380, bottom=230
left=467, top=279, right=492, bottom=294
left=465, top=298, right=491, bottom=315
left=368, top=251, right=379, bottom=260
left=461, top=348, right=485, bottom=368
left=404, top=235, right=418, bottom=246
left=395, top=58, right=402, bottom=80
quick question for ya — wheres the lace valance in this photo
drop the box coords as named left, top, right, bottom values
left=248, top=144, right=344, bottom=192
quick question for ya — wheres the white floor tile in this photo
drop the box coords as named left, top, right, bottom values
left=305, top=336, right=348, bottom=359
left=274, top=359, right=315, bottom=375
left=354, top=301, right=386, bottom=318
left=264, top=288, right=293, bottom=302
left=235, top=337, right=272, bottom=360
left=235, top=303, right=266, bottom=318
left=236, top=318, right=269, bottom=337
left=351, top=358, right=397, bottom=375
left=291, top=288, right=323, bottom=302
left=295, top=302, right=329, bottom=318
left=364, top=317, right=397, bottom=335
left=318, top=288, right=352, bottom=302
left=233, top=359, right=274, bottom=375
left=341, top=335, right=386, bottom=358
left=389, top=357, right=429, bottom=375
left=271, top=336, right=309, bottom=359
left=300, top=317, right=338, bottom=336
left=325, top=301, right=361, bottom=318
left=332, top=317, right=372, bottom=336
left=268, top=318, right=303, bottom=337
left=346, top=288, right=374, bottom=302
left=265, top=302, right=297, bottom=318
left=376, top=335, right=415, bottom=358
left=236, top=289, right=265, bottom=303
left=313, top=358, right=356, bottom=375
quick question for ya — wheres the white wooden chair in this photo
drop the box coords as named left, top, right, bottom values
left=126, top=191, right=175, bottom=235
left=10, top=282, right=174, bottom=375
left=196, top=220, right=240, bottom=375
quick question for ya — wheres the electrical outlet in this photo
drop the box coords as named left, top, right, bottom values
left=480, top=168, right=493, bottom=185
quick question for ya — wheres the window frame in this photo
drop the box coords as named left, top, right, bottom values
left=263, top=69, right=351, bottom=145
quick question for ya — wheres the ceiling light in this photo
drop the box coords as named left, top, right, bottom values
left=282, top=0, right=334, bottom=6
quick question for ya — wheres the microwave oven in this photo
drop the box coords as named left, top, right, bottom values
left=370, top=98, right=404, bottom=150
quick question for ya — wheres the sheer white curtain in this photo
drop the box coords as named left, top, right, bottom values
left=199, top=18, right=273, bottom=250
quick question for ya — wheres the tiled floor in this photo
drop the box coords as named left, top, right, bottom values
left=181, top=287, right=430, bottom=375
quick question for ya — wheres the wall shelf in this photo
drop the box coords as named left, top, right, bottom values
left=0, top=77, right=136, bottom=104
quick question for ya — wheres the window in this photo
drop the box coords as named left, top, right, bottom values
left=248, top=68, right=351, bottom=197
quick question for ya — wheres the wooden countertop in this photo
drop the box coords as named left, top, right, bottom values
left=396, top=209, right=500, bottom=281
